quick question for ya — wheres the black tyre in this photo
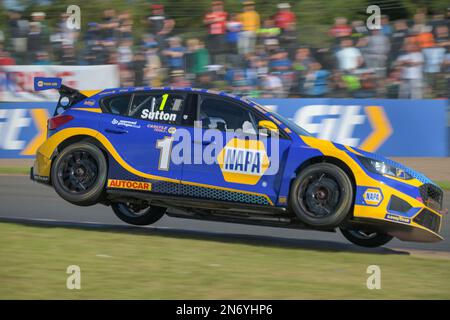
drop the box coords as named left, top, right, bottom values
left=112, top=202, right=166, bottom=226
left=340, top=228, right=393, bottom=248
left=51, top=142, right=107, bottom=206
left=290, top=162, right=353, bottom=228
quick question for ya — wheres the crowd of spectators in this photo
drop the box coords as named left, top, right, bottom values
left=1, top=1, right=449, bottom=99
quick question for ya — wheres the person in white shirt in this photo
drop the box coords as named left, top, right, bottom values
left=396, top=41, right=424, bottom=99
left=335, top=38, right=363, bottom=71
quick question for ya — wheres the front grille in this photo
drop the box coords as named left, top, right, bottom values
left=388, top=195, right=412, bottom=213
left=419, top=184, right=443, bottom=211
left=414, top=209, right=441, bottom=233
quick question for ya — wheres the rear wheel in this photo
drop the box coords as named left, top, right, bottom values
left=112, top=202, right=166, bottom=226
left=290, top=163, right=353, bottom=228
left=340, top=228, right=393, bottom=247
left=51, top=142, right=107, bottom=206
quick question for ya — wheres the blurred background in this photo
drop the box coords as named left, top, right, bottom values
left=0, top=0, right=449, bottom=99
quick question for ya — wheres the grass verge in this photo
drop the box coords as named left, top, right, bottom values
left=0, top=222, right=449, bottom=299
left=0, top=167, right=30, bottom=175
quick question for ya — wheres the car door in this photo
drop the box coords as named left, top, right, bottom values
left=98, top=91, right=193, bottom=191
left=180, top=94, right=292, bottom=205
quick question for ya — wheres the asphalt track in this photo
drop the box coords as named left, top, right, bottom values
left=1, top=175, right=449, bottom=253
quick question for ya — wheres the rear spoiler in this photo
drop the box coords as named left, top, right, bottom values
left=34, top=77, right=88, bottom=115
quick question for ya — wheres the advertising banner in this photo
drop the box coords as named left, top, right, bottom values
left=0, top=99, right=447, bottom=158
left=0, top=65, right=120, bottom=102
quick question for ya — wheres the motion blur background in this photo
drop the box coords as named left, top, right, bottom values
left=0, top=0, right=449, bottom=98
left=1, top=0, right=450, bottom=299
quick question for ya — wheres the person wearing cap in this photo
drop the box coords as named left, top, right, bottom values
left=273, top=3, right=296, bottom=32
left=204, top=1, right=228, bottom=65
left=238, top=1, right=260, bottom=55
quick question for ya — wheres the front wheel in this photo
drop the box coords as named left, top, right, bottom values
left=112, top=202, right=166, bottom=226
left=340, top=228, right=393, bottom=248
left=290, top=163, right=354, bottom=228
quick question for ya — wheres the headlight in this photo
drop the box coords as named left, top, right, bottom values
left=358, top=157, right=413, bottom=180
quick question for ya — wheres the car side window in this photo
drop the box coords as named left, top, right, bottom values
left=102, top=94, right=132, bottom=115
left=129, top=92, right=186, bottom=124
left=199, top=97, right=256, bottom=134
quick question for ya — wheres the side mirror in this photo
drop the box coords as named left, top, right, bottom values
left=258, top=120, right=279, bottom=136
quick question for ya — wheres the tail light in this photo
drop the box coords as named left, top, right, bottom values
left=48, top=114, right=74, bottom=130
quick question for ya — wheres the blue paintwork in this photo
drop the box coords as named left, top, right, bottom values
left=49, top=86, right=439, bottom=210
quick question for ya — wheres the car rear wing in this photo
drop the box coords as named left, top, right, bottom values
left=34, top=77, right=88, bottom=115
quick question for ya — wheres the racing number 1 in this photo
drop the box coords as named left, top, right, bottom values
left=156, top=136, right=173, bottom=171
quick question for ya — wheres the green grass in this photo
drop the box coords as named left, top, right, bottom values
left=436, top=181, right=450, bottom=191
left=0, top=222, right=449, bottom=299
left=0, top=167, right=30, bottom=175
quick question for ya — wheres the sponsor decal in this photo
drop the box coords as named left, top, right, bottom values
left=147, top=124, right=168, bottom=133
left=141, top=109, right=177, bottom=122
left=111, top=118, right=140, bottom=129
left=99, top=90, right=116, bottom=95
left=223, top=147, right=263, bottom=175
left=168, top=127, right=177, bottom=134
left=34, top=77, right=62, bottom=91
left=363, top=188, right=383, bottom=206
left=107, top=179, right=152, bottom=191
left=83, top=99, right=96, bottom=106
left=217, top=138, right=270, bottom=185
left=385, top=213, right=411, bottom=224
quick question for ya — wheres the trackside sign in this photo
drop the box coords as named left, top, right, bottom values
left=0, top=99, right=447, bottom=158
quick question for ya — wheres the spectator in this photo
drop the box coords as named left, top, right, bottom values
left=118, top=11, right=134, bottom=41
left=390, top=19, right=409, bottom=66
left=329, top=17, right=352, bottom=42
left=163, top=36, right=186, bottom=71
left=422, top=30, right=446, bottom=97
left=132, top=51, right=147, bottom=86
left=0, top=48, right=16, bottom=65
left=170, top=69, right=191, bottom=87
left=381, top=15, right=393, bottom=37
left=301, top=62, right=329, bottom=97
left=27, top=22, right=44, bottom=63
left=144, top=41, right=162, bottom=86
left=238, top=1, right=260, bottom=55
left=413, top=25, right=435, bottom=50
left=204, top=1, right=228, bottom=65
left=225, top=14, right=242, bottom=65
left=364, top=29, right=390, bottom=77
left=32, top=51, right=50, bottom=65
left=117, top=39, right=134, bottom=67
left=261, top=73, right=283, bottom=98
left=257, top=18, right=280, bottom=45
left=147, top=4, right=175, bottom=51
left=100, top=9, right=119, bottom=47
left=273, top=3, right=296, bottom=32
left=335, top=38, right=363, bottom=71
left=279, top=21, right=297, bottom=59
left=7, top=10, right=28, bottom=63
left=396, top=41, right=424, bottom=99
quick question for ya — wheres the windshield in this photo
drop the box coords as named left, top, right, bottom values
left=269, top=112, right=312, bottom=137
left=248, top=99, right=312, bottom=137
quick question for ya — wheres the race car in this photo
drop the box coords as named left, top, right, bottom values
left=30, top=77, right=446, bottom=248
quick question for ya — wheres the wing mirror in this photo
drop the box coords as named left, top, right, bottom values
left=258, top=120, right=279, bottom=136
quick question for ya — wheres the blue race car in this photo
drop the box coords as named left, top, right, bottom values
left=31, top=77, right=446, bottom=248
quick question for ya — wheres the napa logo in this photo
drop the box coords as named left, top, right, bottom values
left=33, top=77, right=62, bottom=91
left=217, top=138, right=270, bottom=185
left=363, top=188, right=383, bottom=206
